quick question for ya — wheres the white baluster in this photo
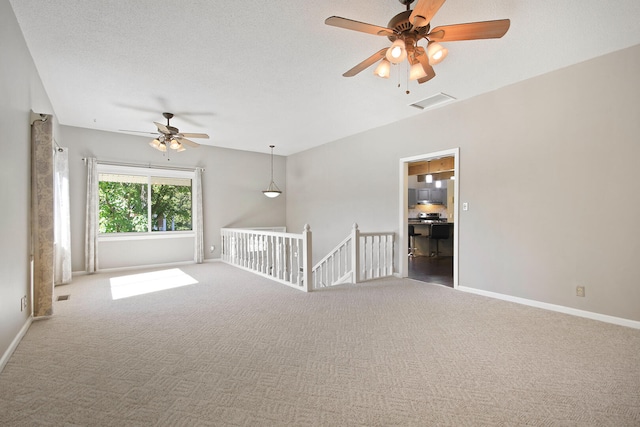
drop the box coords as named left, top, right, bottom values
left=297, top=238, right=302, bottom=286
left=375, top=235, right=381, bottom=279
left=367, top=236, right=373, bottom=280
left=258, top=235, right=263, bottom=273
left=351, top=223, right=360, bottom=283
left=302, top=224, right=312, bottom=292
left=244, top=232, right=249, bottom=267
left=270, top=235, right=275, bottom=276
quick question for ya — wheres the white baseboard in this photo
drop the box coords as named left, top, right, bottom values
left=458, top=286, right=640, bottom=330
left=72, top=258, right=222, bottom=277
left=0, top=316, right=33, bottom=373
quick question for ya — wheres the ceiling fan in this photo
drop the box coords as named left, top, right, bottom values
left=121, top=112, right=209, bottom=152
left=325, top=0, right=510, bottom=84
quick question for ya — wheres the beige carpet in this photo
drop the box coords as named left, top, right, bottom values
left=1, top=262, right=639, bottom=426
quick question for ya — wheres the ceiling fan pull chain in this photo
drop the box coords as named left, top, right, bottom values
left=406, top=62, right=410, bottom=95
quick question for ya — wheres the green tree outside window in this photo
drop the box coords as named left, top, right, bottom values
left=99, top=173, right=192, bottom=233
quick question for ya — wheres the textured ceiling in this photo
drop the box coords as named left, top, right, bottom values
left=9, top=0, right=640, bottom=155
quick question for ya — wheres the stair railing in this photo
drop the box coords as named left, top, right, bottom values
left=221, top=223, right=394, bottom=292
left=221, top=225, right=312, bottom=292
left=311, top=224, right=395, bottom=290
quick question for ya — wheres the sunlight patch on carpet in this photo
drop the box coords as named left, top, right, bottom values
left=110, top=268, right=198, bottom=300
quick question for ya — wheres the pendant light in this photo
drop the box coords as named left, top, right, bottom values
left=262, top=145, right=282, bottom=198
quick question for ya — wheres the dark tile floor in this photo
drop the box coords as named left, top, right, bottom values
left=408, top=255, right=454, bottom=287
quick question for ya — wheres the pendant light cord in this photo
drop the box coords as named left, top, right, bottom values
left=269, top=144, right=275, bottom=182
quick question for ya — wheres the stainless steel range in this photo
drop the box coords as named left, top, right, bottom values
left=416, top=212, right=447, bottom=223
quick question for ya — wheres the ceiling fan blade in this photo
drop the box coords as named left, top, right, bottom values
left=409, top=0, right=446, bottom=28
left=343, top=48, right=388, bottom=77
left=178, top=138, right=200, bottom=148
left=179, top=132, right=209, bottom=139
left=428, top=19, right=510, bottom=41
left=414, top=47, right=436, bottom=83
left=154, top=121, right=170, bottom=134
left=118, top=129, right=159, bottom=136
left=325, top=16, right=395, bottom=37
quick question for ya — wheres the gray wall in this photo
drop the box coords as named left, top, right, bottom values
left=0, top=0, right=55, bottom=362
left=287, top=44, right=640, bottom=322
left=59, top=125, right=287, bottom=272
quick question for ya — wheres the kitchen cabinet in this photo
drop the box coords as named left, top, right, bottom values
left=417, top=188, right=445, bottom=205
left=417, top=188, right=431, bottom=202
left=408, top=188, right=417, bottom=207
left=430, top=188, right=445, bottom=204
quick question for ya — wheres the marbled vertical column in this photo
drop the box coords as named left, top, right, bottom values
left=31, top=117, right=54, bottom=317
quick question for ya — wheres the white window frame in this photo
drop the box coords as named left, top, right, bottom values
left=97, top=164, right=196, bottom=242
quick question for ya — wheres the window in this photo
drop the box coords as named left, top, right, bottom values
left=98, top=165, right=194, bottom=234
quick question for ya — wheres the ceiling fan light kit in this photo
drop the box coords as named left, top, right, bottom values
left=121, top=111, right=210, bottom=157
left=374, top=58, right=392, bottom=78
left=325, top=0, right=510, bottom=87
left=426, top=41, right=448, bottom=65
left=386, top=38, right=408, bottom=63
left=409, top=60, right=427, bottom=80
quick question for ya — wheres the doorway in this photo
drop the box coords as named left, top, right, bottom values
left=399, top=148, right=459, bottom=288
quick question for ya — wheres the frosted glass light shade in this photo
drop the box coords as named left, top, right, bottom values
left=386, top=39, right=407, bottom=64
left=374, top=59, right=391, bottom=78
left=409, top=62, right=427, bottom=80
left=263, top=181, right=282, bottom=198
left=427, top=42, right=448, bottom=65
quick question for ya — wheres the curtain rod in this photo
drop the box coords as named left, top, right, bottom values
left=81, top=158, right=204, bottom=172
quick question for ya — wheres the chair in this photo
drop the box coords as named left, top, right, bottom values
left=408, top=225, right=421, bottom=257
left=428, top=224, right=449, bottom=257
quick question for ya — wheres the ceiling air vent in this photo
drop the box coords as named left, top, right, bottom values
left=410, top=93, right=456, bottom=111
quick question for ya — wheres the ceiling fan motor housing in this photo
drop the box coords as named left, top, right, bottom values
left=161, top=112, right=180, bottom=134
left=387, top=10, right=430, bottom=43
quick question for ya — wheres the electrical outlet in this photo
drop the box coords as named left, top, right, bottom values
left=462, top=202, right=469, bottom=211
left=20, top=296, right=27, bottom=311
left=210, top=245, right=215, bottom=253
left=576, top=286, right=585, bottom=297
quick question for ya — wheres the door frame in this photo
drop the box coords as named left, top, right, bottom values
left=398, top=148, right=460, bottom=287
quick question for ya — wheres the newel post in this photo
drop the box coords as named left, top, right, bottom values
left=302, top=224, right=312, bottom=292
left=351, top=223, right=360, bottom=283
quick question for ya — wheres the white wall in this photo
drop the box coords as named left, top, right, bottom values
left=0, top=0, right=55, bottom=364
left=287, top=44, right=640, bottom=322
left=59, top=125, right=287, bottom=272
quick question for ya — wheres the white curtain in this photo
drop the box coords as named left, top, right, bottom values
left=194, top=167, right=204, bottom=263
left=54, top=147, right=72, bottom=285
left=85, top=158, right=99, bottom=273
